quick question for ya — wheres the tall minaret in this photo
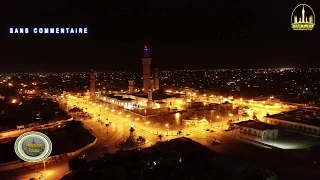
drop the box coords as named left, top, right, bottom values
left=147, top=89, right=153, bottom=108
left=150, top=79, right=154, bottom=90
left=90, top=71, right=96, bottom=100
left=128, top=80, right=134, bottom=94
left=184, top=87, right=190, bottom=98
left=142, top=46, right=151, bottom=93
left=154, top=68, right=160, bottom=90
left=302, top=6, right=305, bottom=23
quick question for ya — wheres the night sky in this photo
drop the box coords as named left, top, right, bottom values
left=1, top=0, right=319, bottom=71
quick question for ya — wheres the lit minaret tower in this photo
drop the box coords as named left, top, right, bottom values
left=128, top=80, right=134, bottom=94
left=90, top=71, right=96, bottom=100
left=147, top=89, right=153, bottom=108
left=142, top=46, right=151, bottom=93
left=154, top=68, right=160, bottom=90
left=150, top=79, right=154, bottom=90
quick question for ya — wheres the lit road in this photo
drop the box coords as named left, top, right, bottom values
left=0, top=122, right=70, bottom=143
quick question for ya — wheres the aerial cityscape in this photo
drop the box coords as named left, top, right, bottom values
left=1, top=1, right=320, bottom=180
left=0, top=46, right=320, bottom=179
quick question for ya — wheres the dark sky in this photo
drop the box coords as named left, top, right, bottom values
left=0, top=0, right=319, bottom=71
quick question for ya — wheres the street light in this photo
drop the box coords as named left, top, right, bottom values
left=165, top=123, right=169, bottom=136
left=210, top=110, right=214, bottom=126
left=216, top=115, right=220, bottom=127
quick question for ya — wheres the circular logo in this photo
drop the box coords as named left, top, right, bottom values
left=291, top=4, right=315, bottom=31
left=14, top=131, right=52, bottom=162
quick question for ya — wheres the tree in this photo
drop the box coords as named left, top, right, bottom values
left=252, top=113, right=258, bottom=120
left=106, top=123, right=110, bottom=133
left=68, top=157, right=87, bottom=170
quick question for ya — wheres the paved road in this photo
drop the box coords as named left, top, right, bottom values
left=0, top=122, right=70, bottom=143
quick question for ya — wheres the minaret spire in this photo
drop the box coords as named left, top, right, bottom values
left=142, top=45, right=152, bottom=93
left=143, top=46, right=150, bottom=58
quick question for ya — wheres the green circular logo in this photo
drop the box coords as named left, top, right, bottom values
left=14, top=131, right=52, bottom=162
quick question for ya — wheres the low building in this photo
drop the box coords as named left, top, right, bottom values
left=263, top=110, right=320, bottom=137
left=220, top=101, right=233, bottom=110
left=189, top=102, right=204, bottom=108
left=102, top=94, right=136, bottom=109
left=234, top=120, right=278, bottom=140
left=101, top=93, right=184, bottom=110
left=182, top=114, right=209, bottom=128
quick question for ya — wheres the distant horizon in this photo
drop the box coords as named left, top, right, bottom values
left=0, top=67, right=319, bottom=73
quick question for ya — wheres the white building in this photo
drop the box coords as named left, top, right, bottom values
left=101, top=94, right=184, bottom=110
left=234, top=120, right=278, bottom=140
left=263, top=110, right=320, bottom=137
left=182, top=115, right=209, bottom=128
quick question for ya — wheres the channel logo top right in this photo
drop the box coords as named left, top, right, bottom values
left=291, top=4, right=315, bottom=31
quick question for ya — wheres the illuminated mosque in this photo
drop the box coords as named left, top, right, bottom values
left=89, top=46, right=184, bottom=111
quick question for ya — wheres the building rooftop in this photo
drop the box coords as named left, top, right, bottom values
left=268, top=110, right=320, bottom=127
left=107, top=94, right=134, bottom=101
left=235, top=120, right=277, bottom=131
left=132, top=92, right=180, bottom=100
left=222, top=101, right=232, bottom=104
